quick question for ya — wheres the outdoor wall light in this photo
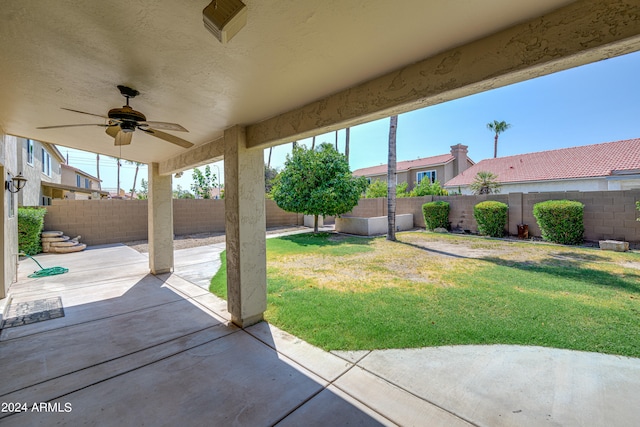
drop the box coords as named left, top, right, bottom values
left=6, top=172, right=27, bottom=193
left=203, top=0, right=247, bottom=43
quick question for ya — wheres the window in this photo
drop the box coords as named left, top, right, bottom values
left=42, top=196, right=52, bottom=206
left=366, top=177, right=371, bottom=184
left=76, top=174, right=81, bottom=187
left=27, top=139, right=34, bottom=165
left=85, top=178, right=90, bottom=189
left=417, top=170, right=436, bottom=184
left=41, top=148, right=51, bottom=176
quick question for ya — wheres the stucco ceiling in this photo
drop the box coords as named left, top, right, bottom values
left=0, top=0, right=576, bottom=165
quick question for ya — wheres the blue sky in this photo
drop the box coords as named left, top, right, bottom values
left=63, top=50, right=640, bottom=193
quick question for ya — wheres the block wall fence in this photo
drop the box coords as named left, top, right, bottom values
left=43, top=199, right=303, bottom=246
left=42, top=190, right=640, bottom=246
left=349, top=190, right=640, bottom=243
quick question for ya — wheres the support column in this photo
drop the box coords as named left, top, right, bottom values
left=148, top=162, right=174, bottom=274
left=224, top=125, right=266, bottom=327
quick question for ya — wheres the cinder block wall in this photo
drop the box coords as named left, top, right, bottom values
left=365, top=190, right=640, bottom=242
left=521, top=190, right=640, bottom=242
left=44, top=199, right=148, bottom=245
left=173, top=199, right=225, bottom=235
left=44, top=198, right=302, bottom=246
left=434, top=194, right=509, bottom=233
left=265, top=199, right=304, bottom=227
left=43, top=190, right=640, bottom=245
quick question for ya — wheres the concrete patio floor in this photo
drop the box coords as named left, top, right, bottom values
left=1, top=240, right=639, bottom=426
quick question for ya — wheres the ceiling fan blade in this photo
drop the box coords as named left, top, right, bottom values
left=37, top=123, right=109, bottom=129
left=105, top=125, right=132, bottom=146
left=61, top=107, right=110, bottom=119
left=140, top=127, right=194, bottom=148
left=139, top=121, right=188, bottom=132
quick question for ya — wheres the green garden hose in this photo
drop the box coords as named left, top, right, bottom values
left=22, top=254, right=69, bottom=278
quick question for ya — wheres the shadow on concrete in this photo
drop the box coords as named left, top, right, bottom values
left=0, top=247, right=387, bottom=426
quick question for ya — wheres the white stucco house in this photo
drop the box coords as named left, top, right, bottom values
left=444, top=138, right=640, bottom=194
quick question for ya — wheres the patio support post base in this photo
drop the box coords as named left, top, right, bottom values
left=224, top=125, right=266, bottom=327
left=148, top=162, right=174, bottom=274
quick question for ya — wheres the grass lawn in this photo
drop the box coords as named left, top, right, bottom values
left=210, top=232, right=640, bottom=358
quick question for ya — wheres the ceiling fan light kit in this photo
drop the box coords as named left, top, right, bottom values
left=203, top=0, right=247, bottom=43
left=37, top=85, right=193, bottom=149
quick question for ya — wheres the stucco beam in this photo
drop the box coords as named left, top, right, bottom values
left=158, top=136, right=224, bottom=175
left=246, top=0, right=640, bottom=149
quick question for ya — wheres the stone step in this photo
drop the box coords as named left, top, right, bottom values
left=47, top=243, right=87, bottom=253
left=42, top=230, right=64, bottom=238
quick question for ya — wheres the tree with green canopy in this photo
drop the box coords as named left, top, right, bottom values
left=191, top=165, right=216, bottom=199
left=271, top=143, right=367, bottom=232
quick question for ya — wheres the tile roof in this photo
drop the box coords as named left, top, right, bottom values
left=445, top=138, right=640, bottom=187
left=353, top=153, right=455, bottom=176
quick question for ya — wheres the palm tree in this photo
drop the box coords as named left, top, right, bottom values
left=470, top=171, right=501, bottom=195
left=311, top=136, right=316, bottom=150
left=387, top=115, right=398, bottom=241
left=267, top=147, right=273, bottom=169
left=127, top=161, right=144, bottom=199
left=108, top=156, right=122, bottom=197
left=345, top=127, right=350, bottom=165
left=487, top=120, right=511, bottom=158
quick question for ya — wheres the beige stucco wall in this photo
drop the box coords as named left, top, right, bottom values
left=365, top=164, right=449, bottom=190
left=1, top=133, right=20, bottom=297
left=453, top=178, right=610, bottom=195
left=407, top=165, right=446, bottom=189
left=61, top=166, right=100, bottom=191
left=16, top=137, right=62, bottom=206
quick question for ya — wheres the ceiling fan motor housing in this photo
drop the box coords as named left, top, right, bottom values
left=108, top=105, right=147, bottom=123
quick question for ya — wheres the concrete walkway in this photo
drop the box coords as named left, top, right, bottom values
left=1, top=239, right=639, bottom=426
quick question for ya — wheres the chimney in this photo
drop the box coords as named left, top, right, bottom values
left=450, top=144, right=469, bottom=176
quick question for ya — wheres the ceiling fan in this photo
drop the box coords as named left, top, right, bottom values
left=37, top=85, right=193, bottom=148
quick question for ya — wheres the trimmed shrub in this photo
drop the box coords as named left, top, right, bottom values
left=533, top=200, right=584, bottom=245
left=474, top=201, right=508, bottom=237
left=18, top=207, right=47, bottom=255
left=422, top=201, right=449, bottom=230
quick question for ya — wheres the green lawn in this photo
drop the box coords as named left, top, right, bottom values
left=210, top=232, right=640, bottom=358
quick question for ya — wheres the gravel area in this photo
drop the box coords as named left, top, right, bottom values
left=124, top=226, right=311, bottom=253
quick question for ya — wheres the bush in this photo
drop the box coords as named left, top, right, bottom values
left=474, top=201, right=508, bottom=237
left=410, top=179, right=448, bottom=197
left=18, top=207, right=47, bottom=255
left=533, top=200, right=584, bottom=245
left=422, top=201, right=449, bottom=230
left=365, top=179, right=387, bottom=198
left=396, top=181, right=410, bottom=198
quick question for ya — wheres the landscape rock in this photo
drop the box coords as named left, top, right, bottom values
left=599, top=240, right=629, bottom=252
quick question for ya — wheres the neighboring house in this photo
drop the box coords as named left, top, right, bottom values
left=16, top=137, right=65, bottom=206
left=58, top=164, right=108, bottom=200
left=16, top=137, right=107, bottom=205
left=353, top=144, right=474, bottom=190
left=444, top=138, right=640, bottom=194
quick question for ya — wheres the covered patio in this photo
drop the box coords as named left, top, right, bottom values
left=2, top=1, right=640, bottom=325
left=1, top=1, right=640, bottom=424
left=2, top=243, right=638, bottom=425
